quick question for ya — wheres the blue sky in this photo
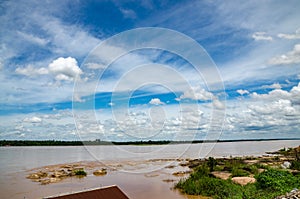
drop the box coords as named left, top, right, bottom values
left=1, top=0, right=300, bottom=141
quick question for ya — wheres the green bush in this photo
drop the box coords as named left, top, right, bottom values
left=208, top=157, right=217, bottom=172
left=74, top=170, right=87, bottom=176
left=176, top=177, right=243, bottom=199
left=256, top=169, right=299, bottom=192
left=291, top=160, right=300, bottom=170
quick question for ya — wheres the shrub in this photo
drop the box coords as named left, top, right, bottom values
left=74, top=170, right=87, bottom=176
left=208, top=157, right=217, bottom=172
left=290, top=160, right=300, bottom=170
left=256, top=169, right=299, bottom=192
left=176, top=177, right=243, bottom=199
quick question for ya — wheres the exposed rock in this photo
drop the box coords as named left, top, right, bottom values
left=165, top=165, right=176, bottom=169
left=211, top=171, right=231, bottom=180
left=232, top=177, right=256, bottom=186
left=281, top=161, right=291, bottom=169
left=163, top=179, right=176, bottom=183
left=40, top=177, right=62, bottom=185
left=51, top=170, right=68, bottom=178
left=243, top=159, right=259, bottom=165
left=27, top=171, right=47, bottom=179
left=172, top=170, right=192, bottom=176
left=275, top=188, right=300, bottom=199
left=179, top=161, right=189, bottom=167
left=93, top=169, right=107, bottom=176
left=27, top=173, right=41, bottom=179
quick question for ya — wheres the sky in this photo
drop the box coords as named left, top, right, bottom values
left=1, top=0, right=300, bottom=141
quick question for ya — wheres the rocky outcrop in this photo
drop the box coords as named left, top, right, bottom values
left=93, top=169, right=107, bottom=176
left=211, top=171, right=231, bottom=180
left=231, top=177, right=256, bottom=186
left=26, top=164, right=90, bottom=185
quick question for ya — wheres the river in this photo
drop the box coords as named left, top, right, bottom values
left=0, top=140, right=299, bottom=199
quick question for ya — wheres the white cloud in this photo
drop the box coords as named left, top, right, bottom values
left=251, top=82, right=300, bottom=104
left=15, top=57, right=82, bottom=82
left=180, top=87, right=214, bottom=101
left=213, top=99, right=225, bottom=110
left=85, top=63, right=106, bottom=69
left=252, top=32, right=273, bottom=41
left=15, top=65, right=48, bottom=76
left=17, top=31, right=49, bottom=46
left=261, top=83, right=282, bottom=89
left=249, top=99, right=296, bottom=116
left=149, top=98, right=165, bottom=105
left=23, top=116, right=42, bottom=123
left=278, top=28, right=300, bottom=40
left=268, top=44, right=300, bottom=65
left=119, top=8, right=137, bottom=19
left=48, top=57, right=82, bottom=81
left=237, top=89, right=249, bottom=95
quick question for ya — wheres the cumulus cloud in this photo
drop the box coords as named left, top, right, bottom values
left=278, top=28, right=300, bottom=40
left=237, top=89, right=249, bottom=95
left=180, top=87, right=214, bottom=101
left=149, top=98, right=165, bottom=105
left=251, top=82, right=300, bottom=104
left=23, top=116, right=42, bottom=123
left=268, top=44, right=300, bottom=65
left=252, top=32, right=273, bottom=41
left=249, top=99, right=296, bottom=116
left=15, top=57, right=82, bottom=82
left=48, top=57, right=82, bottom=81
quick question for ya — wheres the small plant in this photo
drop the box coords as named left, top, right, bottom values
left=207, top=157, right=217, bottom=172
left=290, top=160, right=300, bottom=170
left=74, top=169, right=87, bottom=176
left=231, top=167, right=249, bottom=177
left=279, top=147, right=286, bottom=152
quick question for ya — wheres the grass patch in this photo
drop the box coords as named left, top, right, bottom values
left=231, top=167, right=250, bottom=177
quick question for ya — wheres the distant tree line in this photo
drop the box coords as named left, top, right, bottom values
left=1, top=138, right=299, bottom=146
left=0, top=140, right=84, bottom=146
left=0, top=140, right=172, bottom=146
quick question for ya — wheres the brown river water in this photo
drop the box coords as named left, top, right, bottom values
left=1, top=140, right=299, bottom=199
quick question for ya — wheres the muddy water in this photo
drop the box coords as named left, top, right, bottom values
left=3, top=160, right=194, bottom=199
left=1, top=140, right=299, bottom=199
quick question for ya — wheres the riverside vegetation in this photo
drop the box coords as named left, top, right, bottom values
left=175, top=146, right=300, bottom=199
